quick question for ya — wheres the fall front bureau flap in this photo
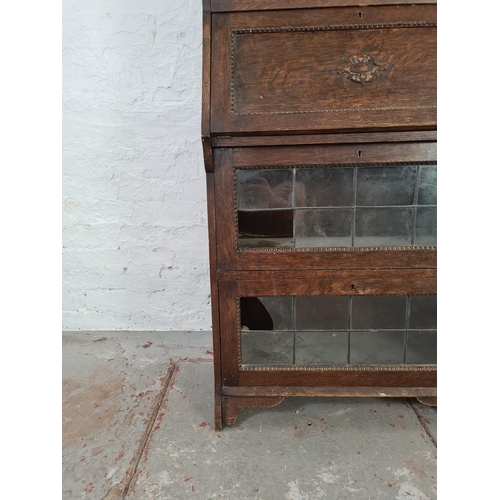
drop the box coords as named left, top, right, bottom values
left=210, top=3, right=436, bottom=135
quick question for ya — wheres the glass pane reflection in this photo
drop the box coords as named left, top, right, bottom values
left=354, top=207, right=413, bottom=247
left=356, top=166, right=417, bottom=206
left=240, top=295, right=437, bottom=368
left=295, top=209, right=353, bottom=248
left=237, top=165, right=437, bottom=249
left=295, top=168, right=354, bottom=207
left=237, top=169, right=293, bottom=210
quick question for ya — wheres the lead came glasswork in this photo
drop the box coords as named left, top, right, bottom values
left=406, top=330, right=437, bottom=365
left=409, top=296, right=437, bottom=329
left=258, top=296, right=294, bottom=331
left=356, top=165, right=417, bottom=206
left=295, top=168, right=354, bottom=207
left=295, top=296, right=349, bottom=330
left=240, top=331, right=293, bottom=365
left=351, top=296, right=407, bottom=330
left=417, top=165, right=437, bottom=205
left=236, top=164, right=437, bottom=249
left=350, top=330, right=406, bottom=365
left=295, top=332, right=349, bottom=366
left=237, top=169, right=293, bottom=210
left=354, top=207, right=413, bottom=247
left=239, top=295, right=437, bottom=368
left=414, top=206, right=437, bottom=245
left=295, top=209, right=353, bottom=248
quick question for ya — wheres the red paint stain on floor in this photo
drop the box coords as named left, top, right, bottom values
left=84, top=484, right=94, bottom=493
left=184, top=477, right=192, bottom=482
left=389, top=423, right=396, bottom=428
left=153, top=412, right=166, bottom=432
left=199, top=422, right=208, bottom=427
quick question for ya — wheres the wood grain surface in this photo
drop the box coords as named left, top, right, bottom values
left=203, top=1, right=437, bottom=428
left=212, top=131, right=437, bottom=147
left=222, top=386, right=437, bottom=397
left=211, top=0, right=436, bottom=13
left=211, top=4, right=436, bottom=134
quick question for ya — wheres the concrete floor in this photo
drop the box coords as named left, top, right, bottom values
left=62, top=332, right=437, bottom=500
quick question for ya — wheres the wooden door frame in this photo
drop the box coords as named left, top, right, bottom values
left=214, top=141, right=437, bottom=272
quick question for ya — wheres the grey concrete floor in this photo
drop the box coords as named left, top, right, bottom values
left=62, top=332, right=437, bottom=500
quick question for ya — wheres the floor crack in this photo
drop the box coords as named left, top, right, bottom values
left=409, top=398, right=437, bottom=448
left=101, top=364, right=177, bottom=500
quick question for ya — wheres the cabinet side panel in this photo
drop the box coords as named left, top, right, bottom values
left=202, top=0, right=211, bottom=138
left=219, top=281, right=240, bottom=385
left=206, top=172, right=222, bottom=428
left=211, top=13, right=232, bottom=132
left=214, top=148, right=237, bottom=269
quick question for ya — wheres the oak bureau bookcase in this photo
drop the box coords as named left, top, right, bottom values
left=201, top=0, right=436, bottom=430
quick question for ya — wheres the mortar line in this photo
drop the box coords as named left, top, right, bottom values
left=408, top=398, right=437, bottom=448
left=102, top=364, right=177, bottom=500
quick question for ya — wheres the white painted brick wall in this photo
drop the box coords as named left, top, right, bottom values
left=62, top=0, right=211, bottom=330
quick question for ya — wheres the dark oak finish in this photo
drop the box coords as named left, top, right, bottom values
left=213, top=148, right=237, bottom=270
left=222, top=386, right=437, bottom=397
left=202, top=0, right=211, bottom=138
left=211, top=0, right=436, bottom=13
left=202, top=0, right=213, bottom=173
left=232, top=142, right=436, bottom=167
left=222, top=384, right=436, bottom=425
left=238, top=368, right=436, bottom=387
left=211, top=4, right=436, bottom=135
left=227, top=270, right=437, bottom=295
left=416, top=396, right=437, bottom=406
left=206, top=172, right=223, bottom=430
left=218, top=280, right=239, bottom=387
left=202, top=0, right=437, bottom=429
left=223, top=396, right=285, bottom=427
left=213, top=141, right=437, bottom=273
left=212, top=130, right=437, bottom=147
left=218, top=275, right=436, bottom=393
left=202, top=137, right=213, bottom=173
left=232, top=251, right=437, bottom=272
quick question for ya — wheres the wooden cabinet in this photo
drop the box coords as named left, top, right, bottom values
left=202, top=0, right=436, bottom=431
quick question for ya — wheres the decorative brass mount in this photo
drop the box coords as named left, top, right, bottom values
left=336, top=54, right=388, bottom=84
